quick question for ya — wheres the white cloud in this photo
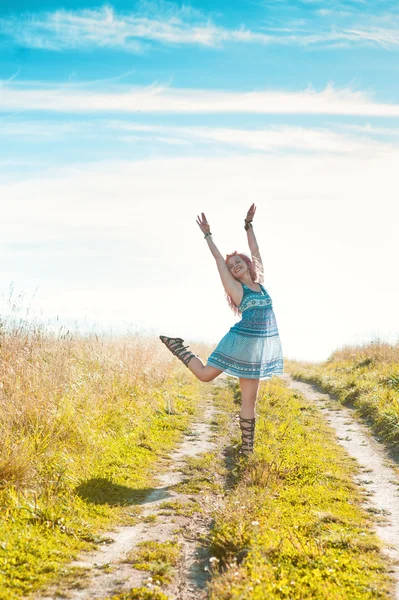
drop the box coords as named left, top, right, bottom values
left=2, top=83, right=399, bottom=116
left=106, top=121, right=394, bottom=154
left=335, top=123, right=399, bottom=136
left=2, top=119, right=396, bottom=155
left=336, top=25, right=399, bottom=48
left=0, top=5, right=272, bottom=52
left=2, top=5, right=399, bottom=51
left=1, top=152, right=398, bottom=361
left=0, top=121, right=81, bottom=137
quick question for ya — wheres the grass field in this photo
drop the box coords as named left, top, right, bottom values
left=285, top=342, right=399, bottom=447
left=205, top=377, right=394, bottom=599
left=0, top=318, right=212, bottom=599
left=1, top=320, right=396, bottom=599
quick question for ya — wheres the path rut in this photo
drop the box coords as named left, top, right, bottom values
left=35, top=372, right=399, bottom=599
left=37, top=385, right=223, bottom=600
left=283, top=373, right=399, bottom=599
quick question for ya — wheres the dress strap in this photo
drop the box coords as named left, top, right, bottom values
left=242, top=282, right=264, bottom=292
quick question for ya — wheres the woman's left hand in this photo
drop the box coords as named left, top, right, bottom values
left=246, top=203, right=256, bottom=223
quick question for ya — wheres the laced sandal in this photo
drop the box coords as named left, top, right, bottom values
left=239, top=416, right=256, bottom=457
left=159, top=335, right=198, bottom=368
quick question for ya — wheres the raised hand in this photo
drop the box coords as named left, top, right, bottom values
left=196, top=212, right=211, bottom=235
left=246, top=203, right=256, bottom=223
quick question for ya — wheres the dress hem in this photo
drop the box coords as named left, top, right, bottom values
left=206, top=359, right=284, bottom=380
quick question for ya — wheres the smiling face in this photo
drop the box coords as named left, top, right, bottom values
left=227, top=255, right=248, bottom=279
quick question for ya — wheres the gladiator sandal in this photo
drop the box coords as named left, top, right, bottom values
left=159, top=336, right=199, bottom=368
left=239, top=416, right=256, bottom=457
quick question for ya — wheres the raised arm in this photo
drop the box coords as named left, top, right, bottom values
left=245, top=203, right=264, bottom=283
left=196, top=212, right=242, bottom=305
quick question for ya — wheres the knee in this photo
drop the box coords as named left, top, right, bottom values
left=198, top=371, right=216, bottom=383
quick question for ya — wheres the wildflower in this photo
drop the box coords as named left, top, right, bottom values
left=251, top=520, right=260, bottom=526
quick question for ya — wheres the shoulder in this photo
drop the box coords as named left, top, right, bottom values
left=260, top=283, right=271, bottom=296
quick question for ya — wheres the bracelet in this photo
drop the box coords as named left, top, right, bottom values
left=244, top=219, right=253, bottom=231
left=204, top=232, right=212, bottom=239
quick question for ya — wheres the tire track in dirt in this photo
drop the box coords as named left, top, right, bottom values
left=37, top=380, right=227, bottom=600
left=283, top=373, right=399, bottom=599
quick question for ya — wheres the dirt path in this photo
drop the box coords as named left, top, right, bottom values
left=37, top=384, right=224, bottom=600
left=283, top=373, right=399, bottom=599
left=35, top=372, right=399, bottom=599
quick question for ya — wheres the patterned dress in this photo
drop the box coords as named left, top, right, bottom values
left=206, top=282, right=284, bottom=380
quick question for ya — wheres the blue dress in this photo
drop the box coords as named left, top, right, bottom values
left=206, top=282, right=284, bottom=380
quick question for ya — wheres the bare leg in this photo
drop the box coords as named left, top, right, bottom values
left=187, top=356, right=223, bottom=382
left=160, top=336, right=222, bottom=382
left=238, top=377, right=260, bottom=456
left=239, top=377, right=260, bottom=418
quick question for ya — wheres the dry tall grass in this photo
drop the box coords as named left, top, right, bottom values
left=327, top=340, right=399, bottom=365
left=0, top=313, right=215, bottom=597
left=0, top=316, right=212, bottom=493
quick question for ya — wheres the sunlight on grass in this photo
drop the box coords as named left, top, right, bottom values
left=206, top=377, right=393, bottom=599
left=0, top=313, right=212, bottom=599
left=286, top=341, right=399, bottom=446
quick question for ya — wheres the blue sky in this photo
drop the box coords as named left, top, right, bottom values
left=1, top=0, right=398, bottom=361
left=2, top=0, right=399, bottom=94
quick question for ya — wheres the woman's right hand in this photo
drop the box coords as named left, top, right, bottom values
left=196, top=212, right=211, bottom=235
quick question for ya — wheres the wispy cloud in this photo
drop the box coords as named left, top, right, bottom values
left=334, top=123, right=399, bottom=135
left=3, top=119, right=394, bottom=155
left=0, top=5, right=273, bottom=52
left=1, top=83, right=399, bottom=116
left=2, top=4, right=399, bottom=51
left=106, top=122, right=393, bottom=154
left=0, top=67, right=21, bottom=87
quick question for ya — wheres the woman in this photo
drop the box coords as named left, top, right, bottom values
left=160, top=204, right=284, bottom=456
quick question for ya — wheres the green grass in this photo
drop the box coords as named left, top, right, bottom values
left=0, top=380, right=200, bottom=599
left=285, top=341, right=399, bottom=448
left=172, top=452, right=226, bottom=495
left=158, top=498, right=202, bottom=517
left=0, top=326, right=212, bottom=599
left=205, top=377, right=394, bottom=599
left=3, top=331, right=395, bottom=599
left=124, top=540, right=181, bottom=585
